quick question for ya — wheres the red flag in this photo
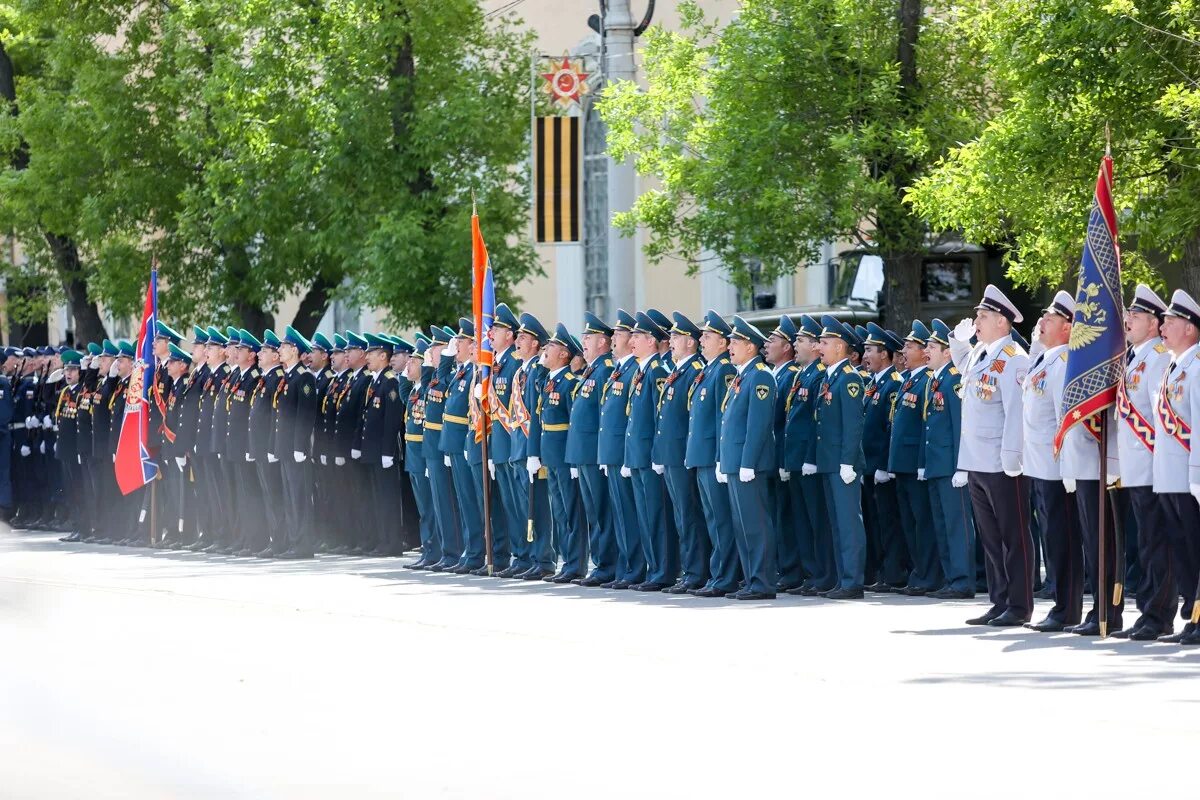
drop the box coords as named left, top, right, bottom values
left=114, top=270, right=160, bottom=494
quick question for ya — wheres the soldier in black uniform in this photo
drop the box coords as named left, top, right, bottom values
left=161, top=343, right=197, bottom=549
left=109, top=341, right=138, bottom=542
left=333, top=332, right=373, bottom=554
left=273, top=326, right=317, bottom=559
left=189, top=327, right=232, bottom=551
left=356, top=333, right=405, bottom=556
left=226, top=330, right=264, bottom=556
left=86, top=341, right=122, bottom=543
left=0, top=347, right=14, bottom=519
left=309, top=332, right=338, bottom=552
left=250, top=331, right=287, bottom=557
left=199, top=329, right=243, bottom=552
left=72, top=345, right=101, bottom=541
left=53, top=350, right=86, bottom=541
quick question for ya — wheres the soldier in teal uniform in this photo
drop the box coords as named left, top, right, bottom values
left=686, top=311, right=740, bottom=597
left=859, top=323, right=909, bottom=592
left=654, top=311, right=710, bottom=593
left=766, top=315, right=802, bottom=590
left=625, top=311, right=676, bottom=591
left=919, top=319, right=975, bottom=598
left=566, top=311, right=618, bottom=586
left=719, top=316, right=778, bottom=600
left=802, top=316, right=867, bottom=598
left=887, top=320, right=943, bottom=595
left=439, top=320, right=482, bottom=573
left=526, top=323, right=582, bottom=581
left=422, top=327, right=463, bottom=571
left=783, top=314, right=834, bottom=595
left=484, top=304, right=523, bottom=575
left=508, top=313, right=555, bottom=579
left=598, top=309, right=646, bottom=588
left=403, top=341, right=440, bottom=568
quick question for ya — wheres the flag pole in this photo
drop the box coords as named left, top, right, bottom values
left=1097, top=414, right=1108, bottom=638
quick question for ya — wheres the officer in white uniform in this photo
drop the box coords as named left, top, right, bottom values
left=957, top=285, right=1033, bottom=627
left=1111, top=285, right=1175, bottom=640
left=1153, top=289, right=1200, bottom=645
left=1022, top=291, right=1081, bottom=632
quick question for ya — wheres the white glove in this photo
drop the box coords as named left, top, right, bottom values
left=267, top=453, right=278, bottom=463
left=424, top=467, right=429, bottom=478
left=76, top=454, right=82, bottom=465
left=599, top=464, right=608, bottom=476
left=1004, top=469, right=1022, bottom=478
left=488, top=460, right=496, bottom=481
left=1064, top=478, right=1077, bottom=493
left=444, top=338, right=459, bottom=358
left=801, top=462, right=817, bottom=476
left=27, top=415, right=39, bottom=429
left=917, top=468, right=926, bottom=481
left=570, top=467, right=578, bottom=480
left=335, top=456, right=345, bottom=466
left=620, top=466, right=632, bottom=478
left=320, top=455, right=327, bottom=465
left=473, top=383, right=483, bottom=399
left=874, top=470, right=891, bottom=484
left=652, top=463, right=665, bottom=475
left=52, top=441, right=57, bottom=457
left=80, top=355, right=91, bottom=370
left=108, top=362, right=119, bottom=378
left=716, top=467, right=728, bottom=484
left=1191, top=484, right=1200, bottom=504
left=951, top=471, right=968, bottom=488
left=839, top=464, right=856, bottom=485
left=382, top=456, right=394, bottom=469
left=48, top=370, right=63, bottom=384
left=1029, top=322, right=1046, bottom=360
left=739, top=467, right=755, bottom=482
left=443, top=454, right=450, bottom=467
left=112, top=454, right=116, bottom=463
left=350, top=448, right=361, bottom=460
left=39, top=441, right=45, bottom=454
left=779, top=469, right=790, bottom=482
left=463, top=449, right=469, bottom=461
left=1106, top=473, right=1120, bottom=487
left=715, top=461, right=721, bottom=474
left=244, top=453, right=252, bottom=462
left=176, top=456, right=187, bottom=470
left=953, top=318, right=976, bottom=343
left=293, top=451, right=306, bottom=463
left=42, top=415, right=52, bottom=428
left=526, top=456, right=541, bottom=479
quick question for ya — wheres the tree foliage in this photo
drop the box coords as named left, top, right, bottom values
left=0, top=0, right=537, bottom=338
left=907, top=1, right=1200, bottom=293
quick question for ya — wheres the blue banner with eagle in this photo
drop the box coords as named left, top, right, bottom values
left=1054, top=152, right=1125, bottom=454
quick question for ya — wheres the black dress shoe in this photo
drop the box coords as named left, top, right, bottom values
left=933, top=589, right=975, bottom=600
left=1180, top=628, right=1200, bottom=645
left=468, top=566, right=491, bottom=576
left=605, top=580, right=633, bottom=590
left=776, top=582, right=802, bottom=594
left=234, top=549, right=254, bottom=557
left=663, top=582, right=691, bottom=594
left=58, top=533, right=81, bottom=543
left=1130, top=625, right=1169, bottom=641
left=277, top=550, right=314, bottom=559
left=800, top=585, right=831, bottom=597
left=632, top=582, right=668, bottom=592
left=1025, top=617, right=1070, bottom=632
left=865, top=582, right=893, bottom=593
left=692, top=587, right=730, bottom=598
left=521, top=568, right=555, bottom=581
left=824, top=587, right=865, bottom=600
left=966, top=607, right=1004, bottom=625
left=988, top=610, right=1031, bottom=627
left=734, top=591, right=777, bottom=601
left=898, top=586, right=929, bottom=597
left=552, top=573, right=579, bottom=584
left=1070, top=621, right=1104, bottom=636
left=577, top=575, right=608, bottom=587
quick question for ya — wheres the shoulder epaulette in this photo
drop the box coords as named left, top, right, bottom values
left=604, top=358, right=613, bottom=367
left=843, top=364, right=855, bottom=374
left=1154, top=343, right=1167, bottom=354
left=250, top=368, right=260, bottom=378
left=817, top=363, right=826, bottom=371
left=1002, top=344, right=1017, bottom=357
left=755, top=363, right=768, bottom=371
left=325, top=369, right=334, bottom=378
left=691, top=361, right=702, bottom=370
left=1059, top=351, right=1068, bottom=362
left=384, top=369, right=395, bottom=378
left=787, top=364, right=799, bottom=372
left=948, top=366, right=959, bottom=376
left=565, top=372, right=576, bottom=380
left=720, top=357, right=730, bottom=365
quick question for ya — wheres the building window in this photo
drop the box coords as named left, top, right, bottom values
left=583, top=103, right=608, bottom=318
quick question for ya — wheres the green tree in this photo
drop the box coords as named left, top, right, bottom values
left=907, top=1, right=1200, bottom=294
left=599, top=0, right=994, bottom=328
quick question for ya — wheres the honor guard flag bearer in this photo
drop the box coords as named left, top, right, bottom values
left=472, top=201, right=495, bottom=441
left=114, top=268, right=161, bottom=495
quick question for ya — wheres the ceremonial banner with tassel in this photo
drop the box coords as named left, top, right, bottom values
left=471, top=203, right=496, bottom=573
left=114, top=269, right=161, bottom=495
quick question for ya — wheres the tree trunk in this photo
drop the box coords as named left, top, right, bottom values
left=220, top=242, right=274, bottom=332
left=290, top=270, right=341, bottom=338
left=882, top=251, right=922, bottom=332
left=45, top=231, right=108, bottom=345
left=897, top=0, right=921, bottom=99
left=1181, top=230, right=1200, bottom=297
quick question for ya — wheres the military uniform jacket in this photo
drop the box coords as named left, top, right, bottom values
left=624, top=355, right=669, bottom=469
left=403, top=374, right=429, bottom=473
left=652, top=353, right=706, bottom=467
left=1021, top=345, right=1068, bottom=480
left=108, top=376, right=130, bottom=450
left=91, top=376, right=120, bottom=457
left=164, top=376, right=194, bottom=460
left=0, top=374, right=12, bottom=441
left=358, top=368, right=403, bottom=462
left=918, top=364, right=962, bottom=479
left=75, top=369, right=98, bottom=460
left=508, top=357, right=547, bottom=464
left=887, top=366, right=930, bottom=475
left=438, top=361, right=474, bottom=455
left=224, top=366, right=260, bottom=458
left=1118, top=338, right=1171, bottom=487
left=597, top=355, right=637, bottom=466
left=334, top=368, right=371, bottom=459
left=565, top=353, right=614, bottom=466
left=718, top=356, right=776, bottom=473
left=782, top=360, right=826, bottom=472
left=958, top=335, right=1028, bottom=474
left=528, top=366, right=578, bottom=468
left=273, top=363, right=317, bottom=458
left=313, top=367, right=338, bottom=460
left=196, top=363, right=231, bottom=456
left=248, top=365, right=284, bottom=460
left=809, top=359, right=866, bottom=474
left=149, top=363, right=172, bottom=449
left=488, top=347, right=521, bottom=463
left=12, top=375, right=37, bottom=451
left=684, top=353, right=735, bottom=469
left=861, top=365, right=902, bottom=474
left=211, top=366, right=241, bottom=455
left=772, top=362, right=801, bottom=467
left=1153, top=343, right=1199, bottom=494
left=54, top=383, right=84, bottom=462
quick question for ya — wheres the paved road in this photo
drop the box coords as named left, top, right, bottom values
left=2, top=525, right=1197, bottom=798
